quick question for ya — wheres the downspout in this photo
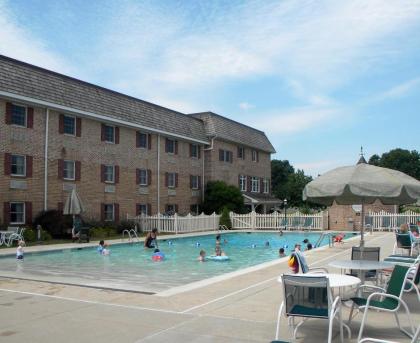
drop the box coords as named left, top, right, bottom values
left=43, top=108, right=49, bottom=211
left=203, top=136, right=216, bottom=186
left=202, top=144, right=205, bottom=202
left=157, top=134, right=160, bottom=214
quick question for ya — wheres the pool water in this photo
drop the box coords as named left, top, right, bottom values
left=0, top=232, right=356, bottom=293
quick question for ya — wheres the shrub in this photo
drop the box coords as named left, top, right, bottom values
left=33, top=210, right=72, bottom=238
left=202, top=181, right=245, bottom=214
left=219, top=207, right=232, bottom=229
left=23, top=228, right=52, bottom=242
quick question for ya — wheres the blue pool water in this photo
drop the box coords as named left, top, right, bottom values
left=0, top=232, right=356, bottom=293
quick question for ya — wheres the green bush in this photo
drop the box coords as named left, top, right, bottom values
left=219, top=207, right=232, bottom=229
left=202, top=181, right=245, bottom=214
left=23, top=228, right=52, bottom=242
left=90, top=227, right=118, bottom=239
left=33, top=210, right=72, bottom=238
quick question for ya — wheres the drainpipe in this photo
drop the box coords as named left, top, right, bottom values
left=157, top=134, right=160, bottom=215
left=202, top=144, right=205, bottom=202
left=203, top=136, right=216, bottom=188
left=43, top=108, right=49, bottom=211
left=203, top=136, right=216, bottom=151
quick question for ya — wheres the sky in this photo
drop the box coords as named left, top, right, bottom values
left=0, top=0, right=419, bottom=176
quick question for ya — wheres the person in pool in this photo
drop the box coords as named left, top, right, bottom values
left=197, top=250, right=206, bottom=262
left=97, top=240, right=105, bottom=254
left=152, top=248, right=165, bottom=261
left=16, top=240, right=25, bottom=260
left=215, top=246, right=226, bottom=257
left=279, top=248, right=286, bottom=258
left=215, top=234, right=221, bottom=247
left=144, top=228, right=159, bottom=248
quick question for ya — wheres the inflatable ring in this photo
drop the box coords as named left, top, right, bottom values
left=207, top=255, right=230, bottom=261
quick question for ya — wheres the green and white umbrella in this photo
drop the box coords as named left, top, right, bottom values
left=63, top=188, right=85, bottom=228
left=303, top=159, right=420, bottom=246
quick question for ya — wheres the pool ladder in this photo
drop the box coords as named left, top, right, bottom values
left=314, top=232, right=333, bottom=248
left=218, top=225, right=229, bottom=231
left=122, top=229, right=140, bottom=243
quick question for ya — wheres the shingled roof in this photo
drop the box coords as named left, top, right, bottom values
left=190, top=112, right=276, bottom=153
left=0, top=55, right=208, bottom=143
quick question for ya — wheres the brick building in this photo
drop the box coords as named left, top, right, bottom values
left=0, top=55, right=277, bottom=226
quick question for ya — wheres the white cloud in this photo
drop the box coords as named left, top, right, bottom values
left=239, top=102, right=255, bottom=111
left=0, top=1, right=71, bottom=74
left=374, top=77, right=420, bottom=101
left=248, top=106, right=340, bottom=135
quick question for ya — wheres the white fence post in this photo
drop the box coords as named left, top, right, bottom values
left=174, top=213, right=178, bottom=234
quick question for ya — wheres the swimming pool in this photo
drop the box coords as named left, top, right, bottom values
left=0, top=231, right=356, bottom=293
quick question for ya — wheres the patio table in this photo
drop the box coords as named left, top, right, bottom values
left=328, top=260, right=394, bottom=286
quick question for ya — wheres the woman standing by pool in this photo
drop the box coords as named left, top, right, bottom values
left=144, top=228, right=159, bottom=249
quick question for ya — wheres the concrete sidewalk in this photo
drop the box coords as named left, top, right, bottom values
left=0, top=232, right=418, bottom=342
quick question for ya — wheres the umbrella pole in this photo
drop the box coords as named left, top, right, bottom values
left=360, top=203, right=365, bottom=248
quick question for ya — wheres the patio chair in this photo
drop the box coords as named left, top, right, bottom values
left=348, top=265, right=416, bottom=341
left=348, top=247, right=380, bottom=283
left=275, top=274, right=346, bottom=342
left=381, top=217, right=392, bottom=232
left=358, top=325, right=420, bottom=343
left=302, top=217, right=313, bottom=231
left=393, top=232, right=416, bottom=256
left=294, top=250, right=329, bottom=274
left=364, top=216, right=373, bottom=232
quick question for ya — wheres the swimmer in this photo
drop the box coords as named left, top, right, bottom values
left=215, top=246, right=226, bottom=257
left=102, top=243, right=110, bottom=255
left=144, top=228, right=159, bottom=248
left=197, top=250, right=206, bottom=262
left=303, top=238, right=309, bottom=244
left=97, top=240, right=105, bottom=254
left=251, top=244, right=257, bottom=248
left=196, top=242, right=201, bottom=247
left=265, top=241, right=270, bottom=247
left=215, top=234, right=221, bottom=246
left=16, top=240, right=25, bottom=260
left=305, top=243, right=313, bottom=251
left=279, top=248, right=286, bottom=258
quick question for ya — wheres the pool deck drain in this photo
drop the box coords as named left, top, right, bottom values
left=0, top=231, right=418, bottom=342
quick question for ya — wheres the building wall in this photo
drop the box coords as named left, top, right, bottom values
left=204, top=139, right=271, bottom=190
left=0, top=99, right=205, bottom=224
left=328, top=200, right=396, bottom=231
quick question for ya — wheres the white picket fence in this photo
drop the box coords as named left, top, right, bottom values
left=366, top=210, right=420, bottom=231
left=127, top=212, right=220, bottom=234
left=230, top=211, right=326, bottom=230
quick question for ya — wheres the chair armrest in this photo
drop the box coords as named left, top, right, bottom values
left=365, top=292, right=401, bottom=307
left=357, top=284, right=386, bottom=293
left=308, top=267, right=329, bottom=274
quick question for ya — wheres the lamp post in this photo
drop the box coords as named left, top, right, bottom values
left=283, top=199, right=287, bottom=231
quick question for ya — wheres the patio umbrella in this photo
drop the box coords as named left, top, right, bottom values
left=63, top=188, right=85, bottom=228
left=303, top=158, right=420, bottom=246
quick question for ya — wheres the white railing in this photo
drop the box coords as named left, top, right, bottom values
left=366, top=210, right=420, bottom=231
left=126, top=212, right=220, bottom=234
left=230, top=211, right=326, bottom=230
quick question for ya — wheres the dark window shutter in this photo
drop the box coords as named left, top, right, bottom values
left=256, top=151, right=259, bottom=162
left=238, top=174, right=241, bottom=187
left=101, top=124, right=105, bottom=141
left=174, top=204, right=178, bottom=213
left=58, top=202, right=64, bottom=213
left=175, top=141, right=178, bottom=155
left=198, top=146, right=201, bottom=159
left=147, top=203, right=151, bottom=215
left=3, top=202, right=10, bottom=225
left=136, top=132, right=140, bottom=148
left=219, top=149, right=224, bottom=161
left=148, top=134, right=152, bottom=150
left=243, top=148, right=246, bottom=160
left=198, top=176, right=202, bottom=189
left=190, top=144, right=193, bottom=157
left=136, top=204, right=141, bottom=216
left=114, top=203, right=120, bottom=222
left=27, top=107, right=34, bottom=128
left=237, top=147, right=241, bottom=158
left=147, top=169, right=152, bottom=185
left=230, top=151, right=233, bottom=163
left=58, top=159, right=63, bottom=179
left=76, top=117, right=82, bottom=137
left=101, top=203, right=105, bottom=222
left=59, top=114, right=64, bottom=134
left=75, top=161, right=81, bottom=181
left=165, top=172, right=168, bottom=187
left=247, top=176, right=252, bottom=192
left=26, top=155, right=33, bottom=178
left=115, top=165, right=119, bottom=184
left=190, top=175, right=193, bottom=189
left=5, top=102, right=12, bottom=124
left=260, top=179, right=264, bottom=193
left=165, top=138, right=169, bottom=153
left=25, top=202, right=32, bottom=224
left=136, top=169, right=140, bottom=185
left=175, top=173, right=179, bottom=188
left=115, top=127, right=120, bottom=144
left=4, top=153, right=11, bottom=175
left=101, top=165, right=105, bottom=183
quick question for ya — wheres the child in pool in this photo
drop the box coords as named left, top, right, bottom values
left=197, top=250, right=206, bottom=262
left=97, top=240, right=105, bottom=254
left=16, top=240, right=25, bottom=260
left=152, top=248, right=165, bottom=261
left=215, top=246, right=226, bottom=257
left=102, top=243, right=110, bottom=255
left=279, top=248, right=286, bottom=258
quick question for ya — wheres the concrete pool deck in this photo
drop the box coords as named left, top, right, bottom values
left=0, top=231, right=418, bottom=342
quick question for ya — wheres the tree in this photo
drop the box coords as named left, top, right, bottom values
left=271, top=160, right=295, bottom=200
left=284, top=170, right=313, bottom=207
left=202, top=181, right=245, bottom=214
left=219, top=207, right=232, bottom=229
left=368, top=149, right=420, bottom=180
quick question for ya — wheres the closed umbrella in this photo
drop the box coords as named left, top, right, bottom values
left=63, top=188, right=85, bottom=228
left=303, top=158, right=420, bottom=246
